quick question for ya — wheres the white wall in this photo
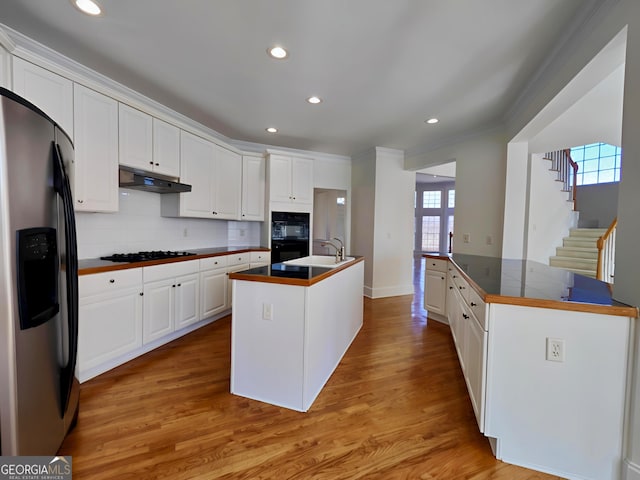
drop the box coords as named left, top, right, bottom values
left=501, top=142, right=529, bottom=259
left=526, top=153, right=577, bottom=263
left=76, top=189, right=261, bottom=258
left=351, top=149, right=376, bottom=293
left=576, top=182, right=619, bottom=228
left=406, top=131, right=507, bottom=257
left=371, top=148, right=414, bottom=298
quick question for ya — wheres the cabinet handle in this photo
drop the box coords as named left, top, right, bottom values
left=470, top=302, right=477, bottom=306
left=432, top=263, right=436, bottom=266
left=78, top=199, right=84, bottom=204
left=109, top=279, right=115, bottom=283
left=463, top=314, right=469, bottom=319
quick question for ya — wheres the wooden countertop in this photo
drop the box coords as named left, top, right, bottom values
left=424, top=253, right=638, bottom=317
left=79, top=246, right=269, bottom=275
left=229, top=256, right=364, bottom=287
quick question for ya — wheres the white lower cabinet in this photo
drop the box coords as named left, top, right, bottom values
left=200, top=256, right=229, bottom=319
left=142, top=260, right=200, bottom=344
left=78, top=268, right=143, bottom=380
left=447, top=263, right=487, bottom=432
left=249, top=250, right=270, bottom=268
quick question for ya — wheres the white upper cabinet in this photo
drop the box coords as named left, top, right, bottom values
left=118, top=103, right=153, bottom=171
left=268, top=154, right=313, bottom=211
left=152, top=118, right=180, bottom=177
left=12, top=57, right=74, bottom=138
left=73, top=84, right=119, bottom=212
left=213, top=144, right=242, bottom=220
left=161, top=131, right=242, bottom=220
left=241, top=155, right=265, bottom=221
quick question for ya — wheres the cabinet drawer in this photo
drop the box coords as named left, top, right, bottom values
left=450, top=270, right=470, bottom=304
left=200, top=255, right=229, bottom=271
left=80, top=268, right=142, bottom=298
left=143, top=259, right=199, bottom=283
left=227, top=252, right=250, bottom=266
left=425, top=257, right=448, bottom=273
left=250, top=251, right=270, bottom=264
left=468, top=288, right=487, bottom=330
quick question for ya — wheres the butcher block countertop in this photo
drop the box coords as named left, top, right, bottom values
left=424, top=253, right=637, bottom=318
left=78, top=246, right=269, bottom=275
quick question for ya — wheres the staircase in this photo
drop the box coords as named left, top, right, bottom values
left=549, top=228, right=605, bottom=278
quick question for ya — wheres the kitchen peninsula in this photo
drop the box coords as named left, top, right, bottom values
left=229, top=256, right=364, bottom=411
left=424, top=253, right=637, bottom=480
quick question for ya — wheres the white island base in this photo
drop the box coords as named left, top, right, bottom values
left=230, top=259, right=364, bottom=411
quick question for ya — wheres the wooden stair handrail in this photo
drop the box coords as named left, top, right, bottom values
left=597, top=217, right=617, bottom=281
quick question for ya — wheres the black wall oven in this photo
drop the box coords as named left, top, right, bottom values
left=271, top=212, right=310, bottom=264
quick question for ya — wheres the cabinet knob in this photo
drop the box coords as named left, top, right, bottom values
left=149, top=161, right=154, bottom=165
left=155, top=163, right=159, bottom=166
left=449, top=286, right=453, bottom=290
left=471, top=302, right=477, bottom=306
left=463, top=314, right=469, bottom=319
left=177, top=283, right=181, bottom=287
left=459, top=286, right=464, bottom=290
left=441, top=276, right=445, bottom=280
left=78, top=199, right=84, bottom=204
left=109, top=279, right=115, bottom=283
left=139, top=292, right=143, bottom=296
left=452, top=274, right=457, bottom=278
left=172, top=284, right=176, bottom=288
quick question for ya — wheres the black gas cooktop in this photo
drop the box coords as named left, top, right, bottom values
left=100, top=250, right=196, bottom=263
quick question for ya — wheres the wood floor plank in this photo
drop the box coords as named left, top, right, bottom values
left=59, top=258, right=562, bottom=479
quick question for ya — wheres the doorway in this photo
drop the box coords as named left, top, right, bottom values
left=312, top=188, right=347, bottom=255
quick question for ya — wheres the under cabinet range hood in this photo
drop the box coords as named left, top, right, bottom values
left=119, top=167, right=192, bottom=194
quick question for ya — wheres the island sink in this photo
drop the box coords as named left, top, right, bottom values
left=283, top=255, right=356, bottom=268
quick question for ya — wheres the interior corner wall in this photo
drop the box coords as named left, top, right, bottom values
left=371, top=148, right=414, bottom=298
left=576, top=182, right=619, bottom=228
left=502, top=142, right=529, bottom=259
left=350, top=149, right=376, bottom=296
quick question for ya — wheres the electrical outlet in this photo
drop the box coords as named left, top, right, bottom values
left=262, top=303, right=273, bottom=321
left=546, top=338, right=565, bottom=362
left=463, top=233, right=471, bottom=243
left=240, top=229, right=246, bottom=237
left=486, top=235, right=493, bottom=245
left=183, top=228, right=188, bottom=237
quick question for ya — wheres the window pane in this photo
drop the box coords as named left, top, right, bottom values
left=570, top=148, right=584, bottom=161
left=599, top=144, right=616, bottom=157
left=448, top=189, right=455, bottom=208
left=599, top=169, right=615, bottom=183
left=584, top=144, right=600, bottom=159
left=599, top=156, right=616, bottom=170
left=582, top=171, right=599, bottom=185
left=422, top=191, right=441, bottom=209
left=421, top=216, right=440, bottom=251
left=582, top=159, right=599, bottom=173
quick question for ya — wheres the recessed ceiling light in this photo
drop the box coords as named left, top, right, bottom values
left=72, top=0, right=103, bottom=15
left=307, top=96, right=322, bottom=105
left=267, top=46, right=288, bottom=59
left=265, top=127, right=278, bottom=134
left=425, top=118, right=439, bottom=124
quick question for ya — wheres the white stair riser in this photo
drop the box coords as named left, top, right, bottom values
left=563, top=238, right=597, bottom=248
left=555, top=247, right=598, bottom=259
left=569, top=228, right=607, bottom=238
left=550, top=257, right=597, bottom=270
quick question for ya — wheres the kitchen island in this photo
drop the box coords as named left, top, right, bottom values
left=424, top=253, right=637, bottom=480
left=229, top=256, right=364, bottom=411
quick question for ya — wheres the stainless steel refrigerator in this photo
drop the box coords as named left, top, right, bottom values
left=0, top=87, right=79, bottom=455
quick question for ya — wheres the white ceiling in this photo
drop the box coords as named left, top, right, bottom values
left=0, top=0, right=597, bottom=157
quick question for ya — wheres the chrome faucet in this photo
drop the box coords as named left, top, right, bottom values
left=319, top=237, right=346, bottom=262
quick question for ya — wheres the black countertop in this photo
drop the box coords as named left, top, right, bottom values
left=425, top=253, right=637, bottom=316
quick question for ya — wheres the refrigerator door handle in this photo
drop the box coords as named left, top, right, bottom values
left=52, top=141, right=78, bottom=417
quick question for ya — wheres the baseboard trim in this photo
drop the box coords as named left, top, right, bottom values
left=368, top=284, right=414, bottom=299
left=623, top=459, right=640, bottom=480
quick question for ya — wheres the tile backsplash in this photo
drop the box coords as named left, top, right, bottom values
left=76, top=189, right=262, bottom=259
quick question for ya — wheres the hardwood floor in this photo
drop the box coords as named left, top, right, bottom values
left=59, top=258, right=561, bottom=479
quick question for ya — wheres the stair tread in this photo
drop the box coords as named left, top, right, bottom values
left=557, top=246, right=598, bottom=252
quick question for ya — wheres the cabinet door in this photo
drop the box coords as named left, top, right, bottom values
left=175, top=273, right=199, bottom=329
left=13, top=57, right=74, bottom=138
left=179, top=130, right=214, bottom=217
left=73, top=84, right=119, bottom=212
left=152, top=118, right=180, bottom=177
left=143, top=278, right=175, bottom=344
left=291, top=157, right=313, bottom=204
left=269, top=155, right=293, bottom=203
left=78, top=286, right=143, bottom=371
left=425, top=270, right=447, bottom=316
left=0, top=46, right=11, bottom=88
left=241, top=155, right=265, bottom=221
left=213, top=145, right=242, bottom=220
left=465, top=314, right=487, bottom=431
left=119, top=103, right=153, bottom=171
left=200, top=269, right=227, bottom=319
